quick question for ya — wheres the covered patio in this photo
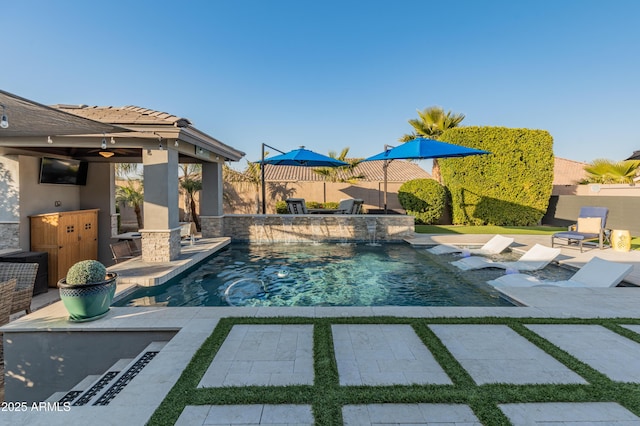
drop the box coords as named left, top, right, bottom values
left=0, top=89, right=244, bottom=267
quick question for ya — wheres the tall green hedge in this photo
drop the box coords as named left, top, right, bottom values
left=439, top=127, right=554, bottom=226
left=398, top=178, right=447, bottom=225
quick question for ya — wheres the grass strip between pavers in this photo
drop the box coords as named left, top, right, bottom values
left=147, top=316, right=640, bottom=426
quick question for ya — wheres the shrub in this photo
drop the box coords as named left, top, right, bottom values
left=276, top=200, right=340, bottom=214
left=275, top=200, right=288, bottom=214
left=66, top=260, right=107, bottom=285
left=306, top=201, right=323, bottom=209
left=324, top=201, right=339, bottom=209
left=439, top=127, right=553, bottom=226
left=398, top=178, right=447, bottom=224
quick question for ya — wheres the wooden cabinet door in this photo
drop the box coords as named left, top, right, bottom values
left=57, top=213, right=81, bottom=282
left=30, top=209, right=99, bottom=286
left=77, top=211, right=98, bottom=260
left=31, top=214, right=62, bottom=287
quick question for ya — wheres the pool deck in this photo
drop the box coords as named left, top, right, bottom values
left=2, top=234, right=640, bottom=425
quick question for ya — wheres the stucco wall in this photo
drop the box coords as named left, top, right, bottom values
left=544, top=194, right=640, bottom=235
left=18, top=155, right=82, bottom=250
left=221, top=181, right=405, bottom=214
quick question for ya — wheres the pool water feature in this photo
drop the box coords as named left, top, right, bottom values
left=114, top=243, right=575, bottom=308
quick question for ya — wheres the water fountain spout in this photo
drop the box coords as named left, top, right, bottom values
left=253, top=216, right=268, bottom=244
left=311, top=217, right=323, bottom=245
left=281, top=216, right=294, bottom=244
left=365, top=217, right=381, bottom=246
left=337, top=217, right=352, bottom=246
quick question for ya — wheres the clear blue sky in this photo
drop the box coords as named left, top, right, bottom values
left=3, top=0, right=639, bottom=169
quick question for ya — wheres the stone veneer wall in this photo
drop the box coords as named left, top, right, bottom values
left=0, top=223, right=20, bottom=250
left=200, top=215, right=414, bottom=243
left=140, top=228, right=182, bottom=262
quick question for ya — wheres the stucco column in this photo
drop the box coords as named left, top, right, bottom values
left=79, top=162, right=115, bottom=264
left=201, top=161, right=223, bottom=216
left=200, top=161, right=223, bottom=238
left=140, top=147, right=181, bottom=262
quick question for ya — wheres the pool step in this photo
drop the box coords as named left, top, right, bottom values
left=45, top=374, right=103, bottom=403
left=50, top=341, right=167, bottom=406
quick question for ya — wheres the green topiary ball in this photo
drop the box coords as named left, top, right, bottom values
left=398, top=178, right=447, bottom=225
left=66, top=260, right=107, bottom=285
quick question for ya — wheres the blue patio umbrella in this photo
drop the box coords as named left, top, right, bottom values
left=258, top=145, right=349, bottom=213
left=362, top=137, right=490, bottom=213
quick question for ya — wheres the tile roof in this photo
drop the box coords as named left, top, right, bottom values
left=263, top=157, right=587, bottom=185
left=554, top=157, right=587, bottom=185
left=52, top=105, right=192, bottom=128
left=264, top=160, right=431, bottom=182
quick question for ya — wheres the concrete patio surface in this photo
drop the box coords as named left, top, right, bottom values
left=1, top=233, right=640, bottom=425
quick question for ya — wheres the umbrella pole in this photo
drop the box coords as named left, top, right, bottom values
left=261, top=143, right=266, bottom=214
left=383, top=159, right=388, bottom=214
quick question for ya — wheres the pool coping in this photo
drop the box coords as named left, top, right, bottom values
left=5, top=233, right=640, bottom=332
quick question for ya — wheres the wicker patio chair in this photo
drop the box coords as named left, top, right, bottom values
left=0, top=278, right=17, bottom=326
left=0, top=263, right=38, bottom=315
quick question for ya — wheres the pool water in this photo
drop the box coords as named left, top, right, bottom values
left=114, top=243, right=575, bottom=308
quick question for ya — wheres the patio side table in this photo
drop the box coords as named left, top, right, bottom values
left=611, top=229, right=631, bottom=252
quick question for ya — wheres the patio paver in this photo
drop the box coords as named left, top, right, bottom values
left=430, top=324, right=587, bottom=385
left=527, top=324, right=640, bottom=382
left=342, top=403, right=481, bottom=425
left=198, top=324, right=314, bottom=387
left=499, top=402, right=640, bottom=425
left=175, top=404, right=314, bottom=425
left=332, top=324, right=451, bottom=386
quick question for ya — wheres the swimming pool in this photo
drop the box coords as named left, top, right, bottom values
left=114, top=243, right=574, bottom=308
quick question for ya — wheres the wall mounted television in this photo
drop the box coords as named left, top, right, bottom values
left=39, top=157, right=88, bottom=185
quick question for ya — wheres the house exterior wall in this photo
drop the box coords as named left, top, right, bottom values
left=1, top=155, right=119, bottom=264
left=18, top=155, right=82, bottom=251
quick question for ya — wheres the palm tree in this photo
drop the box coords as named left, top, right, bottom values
left=313, top=147, right=364, bottom=183
left=179, top=164, right=203, bottom=230
left=116, top=179, right=144, bottom=229
left=115, top=163, right=141, bottom=179
left=583, top=159, right=640, bottom=184
left=400, top=106, right=466, bottom=182
left=180, top=177, right=202, bottom=230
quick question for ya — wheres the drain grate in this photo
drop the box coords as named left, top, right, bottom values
left=73, top=371, right=119, bottom=406
left=93, top=351, right=159, bottom=406
left=58, top=390, right=82, bottom=404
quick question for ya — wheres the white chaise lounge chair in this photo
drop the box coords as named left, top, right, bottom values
left=450, top=243, right=561, bottom=271
left=487, top=257, right=633, bottom=288
left=427, top=234, right=514, bottom=255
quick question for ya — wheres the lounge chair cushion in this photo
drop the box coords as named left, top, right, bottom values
left=577, top=217, right=602, bottom=234
left=487, top=257, right=633, bottom=288
left=427, top=235, right=514, bottom=255
left=552, top=231, right=597, bottom=241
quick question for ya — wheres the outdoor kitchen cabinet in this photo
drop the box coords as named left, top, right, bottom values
left=30, top=209, right=99, bottom=287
